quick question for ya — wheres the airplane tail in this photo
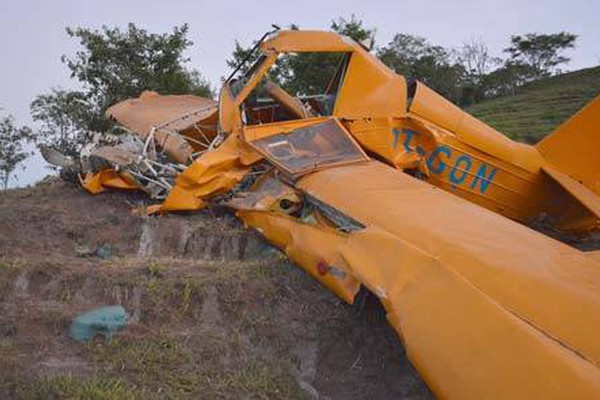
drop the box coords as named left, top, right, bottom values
left=536, top=93, right=600, bottom=231
left=536, top=93, right=600, bottom=194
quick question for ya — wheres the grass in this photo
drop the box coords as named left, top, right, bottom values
left=90, top=337, right=190, bottom=378
left=0, top=252, right=417, bottom=399
left=0, top=338, right=13, bottom=354
left=0, top=259, right=23, bottom=303
left=146, top=261, right=166, bottom=279
left=86, top=334, right=302, bottom=399
left=0, top=258, right=22, bottom=272
left=0, top=256, right=305, bottom=400
left=466, top=66, right=600, bottom=143
left=14, top=375, right=143, bottom=400
left=224, top=361, right=304, bottom=399
left=41, top=257, right=302, bottom=399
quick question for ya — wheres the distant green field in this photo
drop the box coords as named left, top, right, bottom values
left=465, top=66, right=600, bottom=143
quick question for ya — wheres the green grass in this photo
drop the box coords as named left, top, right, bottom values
left=86, top=335, right=302, bottom=399
left=14, top=375, right=143, bottom=400
left=224, top=361, right=303, bottom=399
left=466, top=66, right=600, bottom=143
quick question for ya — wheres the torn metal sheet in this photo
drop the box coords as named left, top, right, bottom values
left=106, top=90, right=219, bottom=164
left=91, top=146, right=137, bottom=167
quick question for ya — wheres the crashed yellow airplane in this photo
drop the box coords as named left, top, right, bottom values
left=59, top=29, right=600, bottom=399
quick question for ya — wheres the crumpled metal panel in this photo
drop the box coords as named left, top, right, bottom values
left=81, top=169, right=138, bottom=194
left=106, top=91, right=218, bottom=163
left=229, top=159, right=600, bottom=398
left=105, top=91, right=217, bottom=136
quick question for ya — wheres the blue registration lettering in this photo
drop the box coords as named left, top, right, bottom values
left=391, top=129, right=420, bottom=153
left=450, top=155, right=472, bottom=186
left=389, top=131, right=497, bottom=194
left=426, top=146, right=451, bottom=174
left=392, top=128, right=401, bottom=150
left=470, top=164, right=498, bottom=194
left=402, top=129, right=419, bottom=153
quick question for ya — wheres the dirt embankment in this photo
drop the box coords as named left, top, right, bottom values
left=0, top=179, right=432, bottom=399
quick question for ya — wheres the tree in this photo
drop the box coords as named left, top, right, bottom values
left=504, top=32, right=577, bottom=78
left=0, top=114, right=32, bottom=189
left=456, top=39, right=499, bottom=104
left=331, top=15, right=375, bottom=45
left=482, top=61, right=538, bottom=98
left=31, top=23, right=212, bottom=157
left=227, top=41, right=260, bottom=77
left=30, top=89, right=93, bottom=157
left=458, top=39, right=496, bottom=81
left=377, top=34, right=465, bottom=103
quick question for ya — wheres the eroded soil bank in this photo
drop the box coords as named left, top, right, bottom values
left=0, top=179, right=432, bottom=399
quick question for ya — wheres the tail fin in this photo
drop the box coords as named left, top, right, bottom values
left=537, top=93, right=600, bottom=195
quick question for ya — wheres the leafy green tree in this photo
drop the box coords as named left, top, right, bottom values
left=504, top=32, right=577, bottom=78
left=331, top=15, right=374, bottom=45
left=30, top=89, right=93, bottom=157
left=227, top=41, right=259, bottom=77
left=0, top=114, right=32, bottom=189
left=474, top=32, right=577, bottom=100
left=31, top=23, right=212, bottom=157
left=482, top=61, right=538, bottom=98
left=377, top=34, right=465, bottom=103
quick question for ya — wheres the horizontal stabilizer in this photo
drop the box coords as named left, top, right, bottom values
left=543, top=166, right=600, bottom=220
left=537, top=93, right=600, bottom=195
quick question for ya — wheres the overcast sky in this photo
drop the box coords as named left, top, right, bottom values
left=1, top=0, right=598, bottom=186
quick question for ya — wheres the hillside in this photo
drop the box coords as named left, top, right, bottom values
left=466, top=66, right=600, bottom=143
left=0, top=179, right=432, bottom=399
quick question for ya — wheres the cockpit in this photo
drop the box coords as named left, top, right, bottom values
left=226, top=49, right=351, bottom=126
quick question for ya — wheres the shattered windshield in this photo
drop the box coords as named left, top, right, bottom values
left=250, top=119, right=368, bottom=175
